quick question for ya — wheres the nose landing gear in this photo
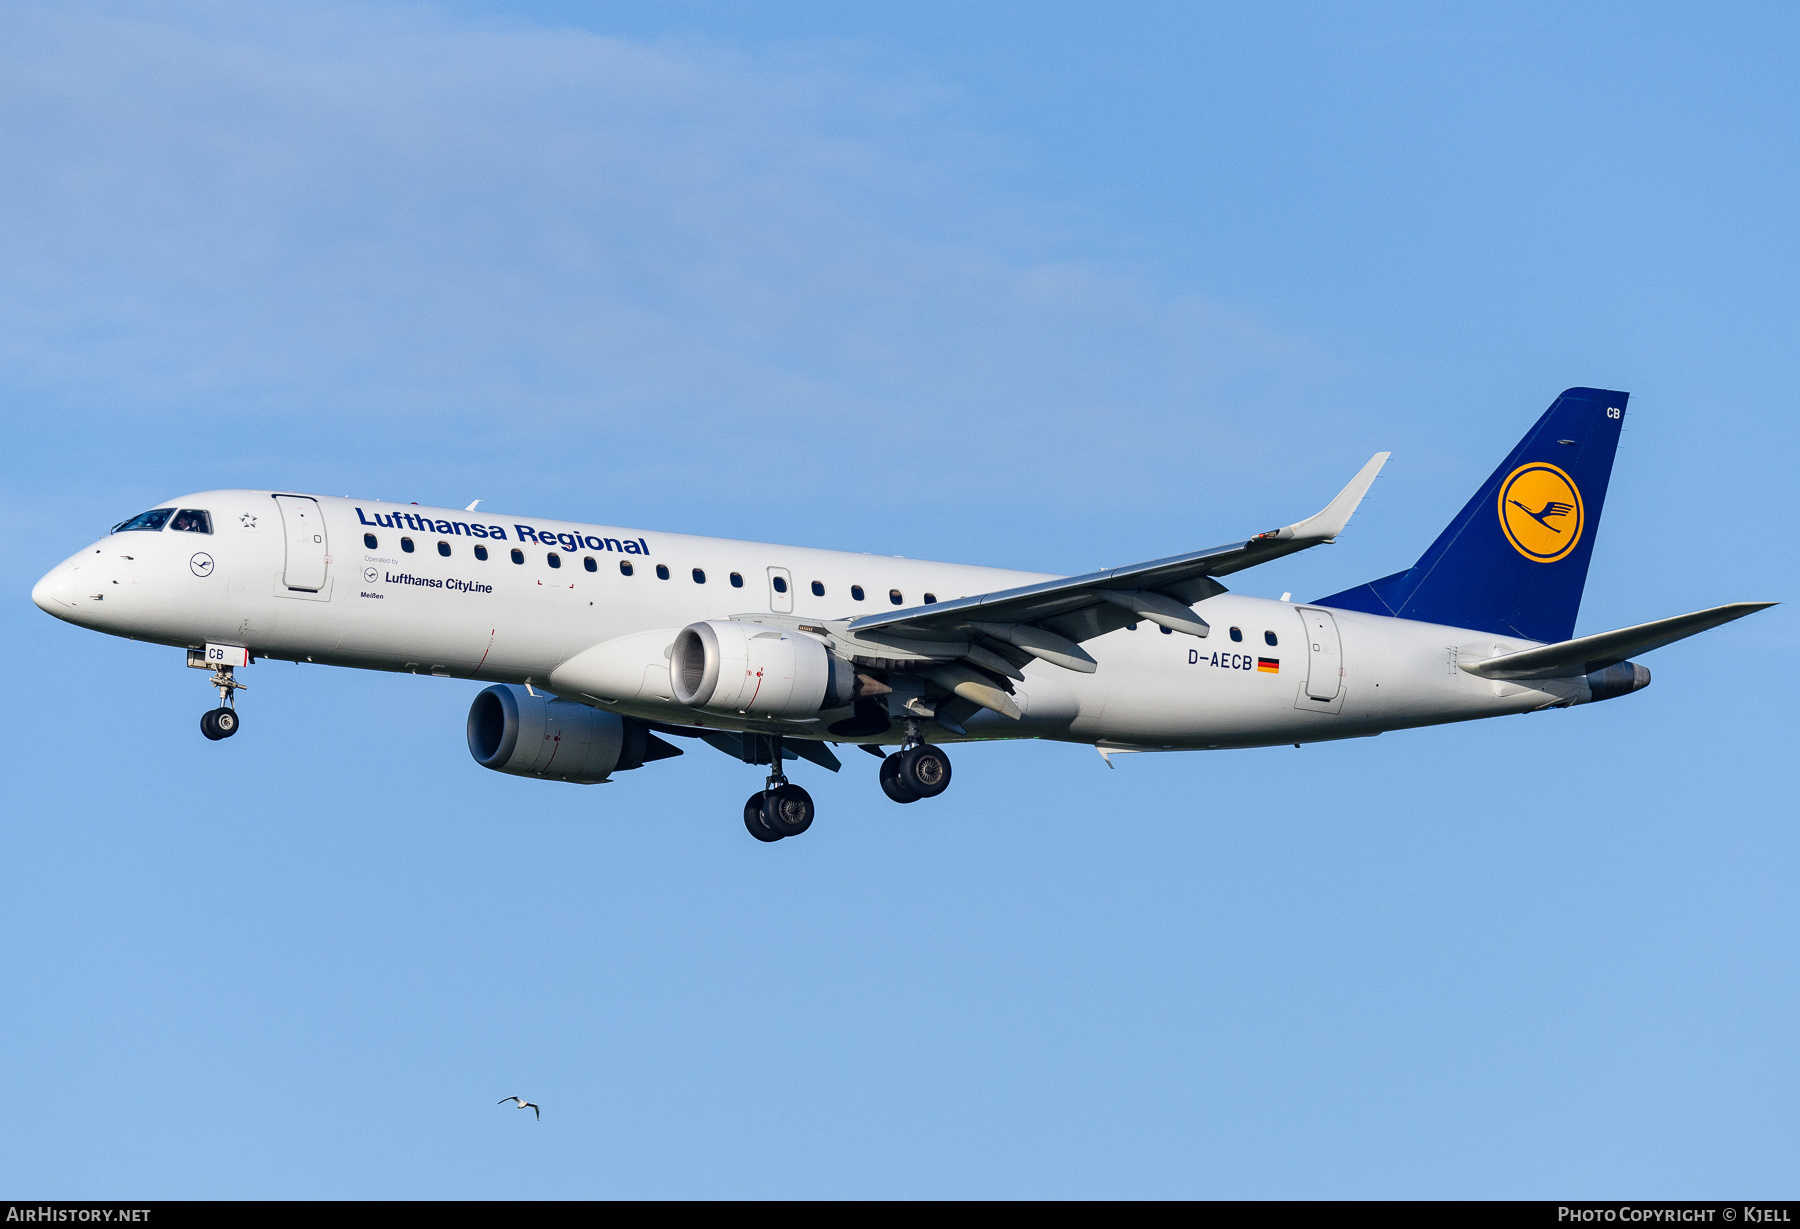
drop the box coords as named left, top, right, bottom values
left=191, top=656, right=246, bottom=741
left=743, top=734, right=815, bottom=842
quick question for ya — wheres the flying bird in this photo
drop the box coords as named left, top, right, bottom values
left=1509, top=498, right=1575, bottom=532
left=499, top=1096, right=540, bottom=1119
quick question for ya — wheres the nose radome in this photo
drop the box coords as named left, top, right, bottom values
left=32, top=565, right=77, bottom=615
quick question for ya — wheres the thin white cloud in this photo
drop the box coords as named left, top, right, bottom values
left=0, top=2, right=1331, bottom=520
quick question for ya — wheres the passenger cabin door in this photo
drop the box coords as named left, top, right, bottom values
left=1299, top=607, right=1342, bottom=701
left=767, top=566, right=793, bottom=614
left=275, top=495, right=329, bottom=591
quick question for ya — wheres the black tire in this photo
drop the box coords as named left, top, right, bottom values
left=762, top=783, right=814, bottom=836
left=200, top=709, right=225, bottom=741
left=880, top=753, right=920, bottom=804
left=213, top=708, right=240, bottom=738
left=744, top=792, right=783, bottom=842
left=899, top=744, right=951, bottom=797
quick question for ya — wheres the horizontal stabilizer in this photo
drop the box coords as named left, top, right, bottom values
left=1459, top=601, right=1775, bottom=680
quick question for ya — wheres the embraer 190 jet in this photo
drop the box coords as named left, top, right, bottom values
left=32, top=389, right=1771, bottom=841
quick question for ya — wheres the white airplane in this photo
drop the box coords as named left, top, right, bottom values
left=31, top=388, right=1771, bottom=842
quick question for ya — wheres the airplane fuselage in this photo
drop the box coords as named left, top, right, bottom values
left=31, top=489, right=1593, bottom=753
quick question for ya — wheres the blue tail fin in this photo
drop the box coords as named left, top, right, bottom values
left=1315, top=387, right=1628, bottom=643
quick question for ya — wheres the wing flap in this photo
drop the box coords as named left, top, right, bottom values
left=697, top=729, right=842, bottom=772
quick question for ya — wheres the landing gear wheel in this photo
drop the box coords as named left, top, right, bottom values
left=880, top=753, right=920, bottom=804
left=744, top=792, right=783, bottom=842
left=762, top=784, right=814, bottom=837
left=198, top=662, right=247, bottom=739
left=200, top=707, right=238, bottom=741
left=898, top=744, right=951, bottom=797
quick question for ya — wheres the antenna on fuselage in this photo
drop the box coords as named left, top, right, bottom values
left=466, top=500, right=482, bottom=511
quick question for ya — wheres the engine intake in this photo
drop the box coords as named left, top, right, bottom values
left=466, top=684, right=680, bottom=783
left=670, top=620, right=856, bottom=719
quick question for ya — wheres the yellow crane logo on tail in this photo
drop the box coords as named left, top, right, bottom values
left=1498, top=462, right=1584, bottom=562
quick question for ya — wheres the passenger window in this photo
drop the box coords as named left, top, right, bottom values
left=619, top=560, right=633, bottom=576
left=547, top=553, right=561, bottom=569
left=364, top=533, right=378, bottom=549
left=1264, top=631, right=1278, bottom=646
left=401, top=538, right=415, bottom=553
left=656, top=564, right=670, bottom=580
left=474, top=545, right=488, bottom=561
left=851, top=585, right=864, bottom=602
left=437, top=541, right=451, bottom=557
left=112, top=509, right=173, bottom=533
left=811, top=581, right=825, bottom=597
left=1229, top=627, right=1242, bottom=642
left=923, top=593, right=936, bottom=604
left=889, top=589, right=903, bottom=605
left=583, top=557, right=596, bottom=572
left=170, top=510, right=212, bottom=534
left=730, top=572, right=743, bottom=588
left=511, top=549, right=525, bottom=564
left=693, top=568, right=706, bottom=584
left=771, top=575, right=787, bottom=593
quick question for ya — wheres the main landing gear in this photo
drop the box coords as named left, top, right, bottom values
left=739, top=724, right=955, bottom=843
left=196, top=660, right=246, bottom=741
left=877, top=721, right=952, bottom=805
left=744, top=733, right=815, bottom=843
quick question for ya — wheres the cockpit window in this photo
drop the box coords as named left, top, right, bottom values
left=170, top=509, right=212, bottom=534
left=113, top=509, right=173, bottom=533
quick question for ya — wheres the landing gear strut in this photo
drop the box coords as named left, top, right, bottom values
left=198, top=663, right=245, bottom=741
left=878, top=719, right=952, bottom=804
left=744, top=733, right=815, bottom=842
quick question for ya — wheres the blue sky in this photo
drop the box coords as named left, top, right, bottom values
left=2, top=1, right=1795, bottom=1197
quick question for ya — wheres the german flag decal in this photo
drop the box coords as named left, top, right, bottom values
left=1257, top=657, right=1280, bottom=673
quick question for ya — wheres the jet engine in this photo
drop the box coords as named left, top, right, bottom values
left=669, top=620, right=857, bottom=719
left=466, top=683, right=681, bottom=783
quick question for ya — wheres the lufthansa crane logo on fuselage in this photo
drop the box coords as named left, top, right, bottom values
left=1498, top=462, right=1583, bottom=563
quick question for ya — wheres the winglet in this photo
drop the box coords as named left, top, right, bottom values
left=1275, top=453, right=1389, bottom=543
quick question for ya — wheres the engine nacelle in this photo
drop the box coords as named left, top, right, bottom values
left=466, top=684, right=679, bottom=783
left=1580, top=660, right=1652, bottom=704
left=670, top=620, right=856, bottom=719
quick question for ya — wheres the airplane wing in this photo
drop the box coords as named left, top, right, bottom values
left=842, top=453, right=1389, bottom=654
left=732, top=454, right=1389, bottom=725
left=1458, top=601, right=1775, bottom=680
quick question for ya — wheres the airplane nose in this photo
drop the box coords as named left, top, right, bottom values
left=32, top=565, right=76, bottom=616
